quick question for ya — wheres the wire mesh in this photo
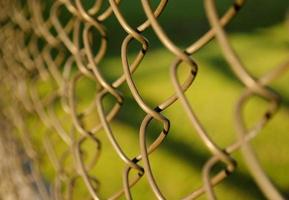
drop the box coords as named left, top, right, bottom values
left=0, top=0, right=288, bottom=199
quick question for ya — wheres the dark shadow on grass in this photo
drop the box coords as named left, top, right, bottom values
left=101, top=0, right=289, bottom=56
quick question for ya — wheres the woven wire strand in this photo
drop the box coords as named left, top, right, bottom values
left=0, top=0, right=288, bottom=199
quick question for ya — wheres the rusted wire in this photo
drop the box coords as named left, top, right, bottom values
left=0, top=0, right=288, bottom=199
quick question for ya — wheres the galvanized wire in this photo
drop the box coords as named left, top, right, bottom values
left=0, top=0, right=288, bottom=199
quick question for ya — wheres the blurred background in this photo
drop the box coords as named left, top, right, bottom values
left=1, top=0, right=289, bottom=199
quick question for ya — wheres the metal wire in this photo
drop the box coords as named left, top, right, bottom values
left=0, top=0, right=288, bottom=199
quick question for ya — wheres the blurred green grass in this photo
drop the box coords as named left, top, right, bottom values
left=94, top=23, right=289, bottom=200
left=30, top=23, right=289, bottom=199
left=31, top=1, right=289, bottom=199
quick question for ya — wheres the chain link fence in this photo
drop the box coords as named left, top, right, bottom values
left=0, top=0, right=288, bottom=199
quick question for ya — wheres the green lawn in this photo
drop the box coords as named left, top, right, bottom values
left=29, top=22, right=289, bottom=199
left=91, top=23, right=289, bottom=199
left=25, top=1, right=289, bottom=199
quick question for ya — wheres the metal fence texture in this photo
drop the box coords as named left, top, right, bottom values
left=0, top=0, right=288, bottom=199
